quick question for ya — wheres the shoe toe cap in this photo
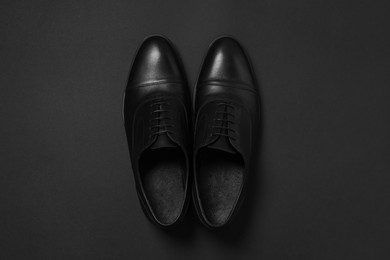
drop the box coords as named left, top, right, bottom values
left=129, top=35, right=185, bottom=86
left=199, top=37, right=256, bottom=90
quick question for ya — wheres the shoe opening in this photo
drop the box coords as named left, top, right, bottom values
left=196, top=147, right=244, bottom=226
left=139, top=147, right=186, bottom=225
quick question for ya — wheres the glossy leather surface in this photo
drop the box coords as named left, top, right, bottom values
left=193, top=37, right=260, bottom=229
left=123, top=36, right=191, bottom=228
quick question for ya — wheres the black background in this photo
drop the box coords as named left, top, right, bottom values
left=1, top=0, right=390, bottom=259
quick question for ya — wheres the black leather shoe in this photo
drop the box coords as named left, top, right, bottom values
left=123, top=36, right=191, bottom=228
left=193, top=37, right=260, bottom=229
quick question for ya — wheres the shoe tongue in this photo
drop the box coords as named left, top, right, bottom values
left=150, top=134, right=177, bottom=149
left=207, top=136, right=237, bottom=154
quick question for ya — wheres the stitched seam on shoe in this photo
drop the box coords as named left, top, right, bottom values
left=198, top=80, right=258, bottom=93
left=130, top=79, right=184, bottom=88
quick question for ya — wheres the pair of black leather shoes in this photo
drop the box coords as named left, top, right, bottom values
left=123, top=35, right=259, bottom=229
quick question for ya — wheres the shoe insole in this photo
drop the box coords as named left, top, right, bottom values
left=197, top=148, right=244, bottom=226
left=139, top=148, right=185, bottom=225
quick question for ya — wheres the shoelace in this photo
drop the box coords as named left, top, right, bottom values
left=211, top=102, right=236, bottom=140
left=149, top=100, right=174, bottom=139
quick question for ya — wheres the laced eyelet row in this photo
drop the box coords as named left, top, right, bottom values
left=149, top=100, right=174, bottom=138
left=210, top=102, right=236, bottom=140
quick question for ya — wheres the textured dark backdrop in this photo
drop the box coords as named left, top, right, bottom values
left=1, top=0, right=390, bottom=259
